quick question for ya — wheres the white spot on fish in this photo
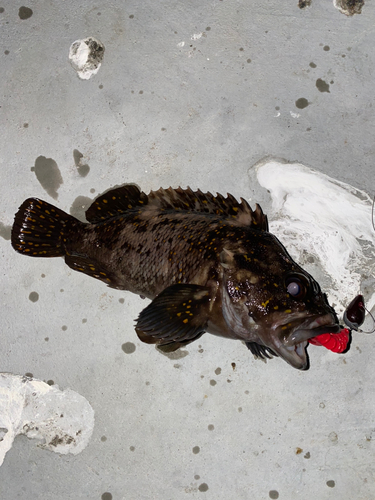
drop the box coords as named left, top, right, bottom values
left=69, top=37, right=105, bottom=80
left=0, top=373, right=94, bottom=467
left=252, top=159, right=375, bottom=318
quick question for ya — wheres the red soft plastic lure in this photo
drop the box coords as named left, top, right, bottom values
left=309, top=328, right=350, bottom=353
left=309, top=293, right=374, bottom=353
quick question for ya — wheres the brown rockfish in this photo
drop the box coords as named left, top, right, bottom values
left=11, top=185, right=340, bottom=370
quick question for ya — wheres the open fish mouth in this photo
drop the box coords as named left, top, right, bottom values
left=271, top=314, right=340, bottom=370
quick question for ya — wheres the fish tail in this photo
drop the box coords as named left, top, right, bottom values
left=11, top=198, right=77, bottom=257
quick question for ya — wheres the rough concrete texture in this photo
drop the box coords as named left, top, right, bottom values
left=1, top=1, right=375, bottom=499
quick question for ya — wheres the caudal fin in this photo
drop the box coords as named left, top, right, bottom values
left=11, top=198, right=76, bottom=257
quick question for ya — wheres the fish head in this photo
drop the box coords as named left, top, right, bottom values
left=220, top=234, right=339, bottom=369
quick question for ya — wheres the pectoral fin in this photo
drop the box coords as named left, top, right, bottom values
left=135, top=284, right=211, bottom=348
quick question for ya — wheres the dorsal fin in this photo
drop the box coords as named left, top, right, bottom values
left=148, top=187, right=268, bottom=230
left=85, top=185, right=147, bottom=223
left=85, top=185, right=268, bottom=230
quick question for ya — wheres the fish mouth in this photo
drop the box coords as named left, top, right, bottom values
left=271, top=313, right=340, bottom=370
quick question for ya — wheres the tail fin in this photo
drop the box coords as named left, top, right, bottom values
left=11, top=198, right=76, bottom=257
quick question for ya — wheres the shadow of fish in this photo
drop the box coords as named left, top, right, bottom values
left=11, top=185, right=340, bottom=370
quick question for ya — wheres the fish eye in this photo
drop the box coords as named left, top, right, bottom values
left=285, top=275, right=307, bottom=300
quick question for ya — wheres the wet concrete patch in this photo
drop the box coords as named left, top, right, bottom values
left=32, top=156, right=63, bottom=200
left=18, top=6, right=32, bottom=20
left=156, top=346, right=189, bottom=359
left=316, top=78, right=330, bottom=93
left=296, top=98, right=309, bottom=109
left=28, top=291, right=39, bottom=302
left=73, top=149, right=90, bottom=177
left=0, top=222, right=11, bottom=240
left=70, top=196, right=92, bottom=221
left=122, top=342, right=136, bottom=354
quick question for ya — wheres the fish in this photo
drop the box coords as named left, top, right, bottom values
left=11, top=185, right=340, bottom=370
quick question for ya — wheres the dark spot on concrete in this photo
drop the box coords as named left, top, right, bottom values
left=298, top=0, right=312, bottom=8
left=130, top=445, right=135, bottom=451
left=101, top=494, right=112, bottom=500
left=45, top=337, right=49, bottom=342
left=208, top=424, right=214, bottom=431
left=198, top=483, right=209, bottom=492
left=326, top=480, right=335, bottom=488
left=18, top=6, right=33, bottom=19
left=296, top=447, right=303, bottom=454
left=129, top=14, right=134, bottom=18
left=269, top=491, right=279, bottom=499
left=122, top=342, right=136, bottom=354
left=173, top=363, right=181, bottom=369
left=309, top=62, right=317, bottom=68
left=323, top=45, right=330, bottom=51
left=193, top=446, right=200, bottom=454
left=82, top=318, right=87, bottom=323
left=198, top=348, right=204, bottom=353
left=316, top=78, right=330, bottom=93
left=73, top=149, right=90, bottom=177
left=90, top=188, right=95, bottom=193
left=319, top=402, right=325, bottom=408
left=156, top=346, right=189, bottom=359
left=227, top=379, right=232, bottom=383
left=238, top=407, right=242, bottom=412
left=194, top=475, right=200, bottom=480
left=101, top=435, right=107, bottom=442
left=32, top=156, right=63, bottom=199
left=215, top=367, right=221, bottom=375
left=245, top=390, right=249, bottom=394
left=304, top=451, right=311, bottom=459
left=25, top=372, right=33, bottom=378
left=307, top=256, right=315, bottom=263
left=231, top=362, right=236, bottom=370
left=161, top=127, right=167, bottom=131
left=335, top=0, right=364, bottom=15
left=295, top=98, right=309, bottom=109
left=47, top=380, right=54, bottom=385
left=247, top=58, right=251, bottom=63
left=4, top=50, right=9, bottom=55
left=62, top=325, right=67, bottom=331
left=206, top=26, right=211, bottom=31
left=0, top=222, right=11, bottom=240
left=239, top=47, right=244, bottom=51
left=145, top=381, right=150, bottom=385
left=0, top=8, right=4, bottom=13
left=119, top=298, right=125, bottom=304
left=29, top=291, right=39, bottom=302
left=210, top=379, right=217, bottom=386
left=99, top=84, right=103, bottom=89
left=60, top=289, right=64, bottom=293
left=70, top=196, right=92, bottom=221
left=139, top=90, right=143, bottom=94
left=41, top=274, right=45, bottom=278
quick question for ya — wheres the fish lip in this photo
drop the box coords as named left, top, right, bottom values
left=283, top=314, right=340, bottom=347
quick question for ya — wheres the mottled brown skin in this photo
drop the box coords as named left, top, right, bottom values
left=11, top=185, right=340, bottom=369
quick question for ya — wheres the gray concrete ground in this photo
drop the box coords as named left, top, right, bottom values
left=1, top=1, right=375, bottom=499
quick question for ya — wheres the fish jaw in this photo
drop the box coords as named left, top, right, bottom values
left=269, top=313, right=340, bottom=370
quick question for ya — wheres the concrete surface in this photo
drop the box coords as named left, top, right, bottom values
left=1, top=1, right=375, bottom=499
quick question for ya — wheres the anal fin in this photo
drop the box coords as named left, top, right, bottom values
left=65, top=254, right=117, bottom=287
left=135, top=284, right=211, bottom=348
